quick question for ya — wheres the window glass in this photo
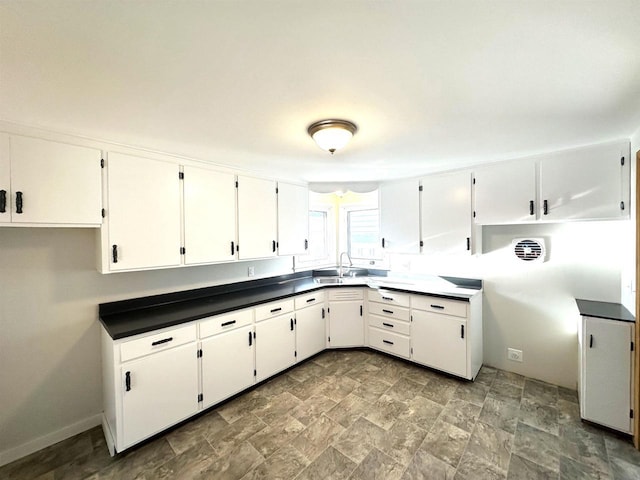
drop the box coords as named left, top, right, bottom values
left=347, top=209, right=382, bottom=259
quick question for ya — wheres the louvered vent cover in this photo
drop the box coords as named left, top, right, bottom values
left=512, top=238, right=546, bottom=263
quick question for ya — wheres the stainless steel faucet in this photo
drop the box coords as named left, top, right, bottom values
left=339, top=251, right=353, bottom=277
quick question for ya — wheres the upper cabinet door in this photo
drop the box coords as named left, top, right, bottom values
left=473, top=159, right=536, bottom=225
left=379, top=179, right=420, bottom=254
left=277, top=182, right=309, bottom=256
left=0, top=134, right=11, bottom=223
left=106, top=152, right=182, bottom=271
left=540, top=141, right=630, bottom=221
left=237, top=175, right=278, bottom=260
left=183, top=166, right=237, bottom=265
left=9, top=135, right=102, bottom=225
left=421, top=171, right=472, bottom=255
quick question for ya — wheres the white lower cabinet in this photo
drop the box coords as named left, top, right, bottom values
left=410, top=294, right=482, bottom=380
left=367, top=289, right=411, bottom=358
left=295, top=292, right=326, bottom=361
left=255, top=313, right=297, bottom=382
left=328, top=289, right=364, bottom=348
left=579, top=316, right=634, bottom=433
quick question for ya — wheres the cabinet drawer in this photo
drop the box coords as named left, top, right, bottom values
left=255, top=298, right=295, bottom=322
left=199, top=309, right=253, bottom=339
left=411, top=295, right=468, bottom=318
left=328, top=288, right=363, bottom=301
left=368, top=327, right=410, bottom=358
left=368, top=289, right=411, bottom=308
left=120, top=324, right=197, bottom=362
left=368, top=302, right=410, bottom=321
left=295, top=291, right=325, bottom=310
left=368, top=314, right=410, bottom=336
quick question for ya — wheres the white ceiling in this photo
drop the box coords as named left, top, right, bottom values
left=2, top=0, right=640, bottom=183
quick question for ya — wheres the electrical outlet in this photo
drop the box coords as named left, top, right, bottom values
left=507, top=348, right=523, bottom=362
left=248, top=266, right=255, bottom=277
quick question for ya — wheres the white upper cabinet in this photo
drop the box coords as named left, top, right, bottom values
left=539, top=141, right=629, bottom=221
left=379, top=178, right=420, bottom=254
left=473, top=159, right=536, bottom=225
left=183, top=166, right=237, bottom=265
left=237, top=175, right=278, bottom=260
left=104, top=152, right=182, bottom=272
left=277, top=182, right=309, bottom=256
left=0, top=134, right=102, bottom=226
left=421, top=170, right=472, bottom=255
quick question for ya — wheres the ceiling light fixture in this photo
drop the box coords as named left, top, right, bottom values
left=307, top=119, right=357, bottom=154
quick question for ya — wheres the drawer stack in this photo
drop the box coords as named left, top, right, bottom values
left=367, top=289, right=411, bottom=358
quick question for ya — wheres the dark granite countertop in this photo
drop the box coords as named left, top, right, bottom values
left=575, top=299, right=635, bottom=323
left=100, top=273, right=482, bottom=340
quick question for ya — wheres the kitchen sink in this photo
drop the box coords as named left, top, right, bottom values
left=313, top=276, right=367, bottom=285
left=311, top=267, right=369, bottom=278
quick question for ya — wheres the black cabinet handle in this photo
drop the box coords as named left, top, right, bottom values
left=461, top=325, right=465, bottom=339
left=382, top=322, right=394, bottom=328
left=589, top=334, right=593, bottom=348
left=382, top=309, right=394, bottom=314
left=430, top=304, right=445, bottom=310
left=248, top=331, right=252, bottom=346
left=381, top=296, right=393, bottom=301
left=381, top=237, right=385, bottom=248
left=15, top=191, right=23, bottom=214
left=529, top=200, right=534, bottom=215
left=360, top=305, right=363, bottom=316
left=272, top=240, right=276, bottom=252
left=322, top=308, right=325, bottom=319
left=290, top=318, right=294, bottom=331
left=231, top=241, right=235, bottom=255
left=221, top=320, right=236, bottom=327
left=306, top=298, right=316, bottom=303
left=466, top=237, right=470, bottom=251
left=112, top=245, right=118, bottom=263
left=0, top=189, right=6, bottom=213
left=270, top=307, right=282, bottom=313
left=125, top=371, right=131, bottom=391
left=304, top=239, right=309, bottom=250
left=152, top=337, right=173, bottom=346
left=383, top=339, right=394, bottom=345
left=543, top=199, right=548, bottom=215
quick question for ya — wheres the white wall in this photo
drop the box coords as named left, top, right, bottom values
left=0, top=227, right=292, bottom=464
left=390, top=220, right=630, bottom=389
left=621, top=125, right=640, bottom=313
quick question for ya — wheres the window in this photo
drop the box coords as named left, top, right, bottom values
left=347, top=209, right=382, bottom=260
left=296, top=208, right=333, bottom=268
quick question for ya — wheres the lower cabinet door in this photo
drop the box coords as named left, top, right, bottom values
left=296, top=304, right=326, bottom=361
left=255, top=313, right=296, bottom=382
left=121, top=343, right=198, bottom=448
left=329, top=300, right=364, bottom=347
left=412, top=310, right=468, bottom=378
left=201, top=325, right=255, bottom=408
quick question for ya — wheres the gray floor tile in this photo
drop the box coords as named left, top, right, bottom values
left=333, top=416, right=387, bottom=463
left=466, top=421, right=513, bottom=472
left=240, top=445, right=309, bottom=480
left=507, top=453, right=558, bottom=480
left=455, top=451, right=507, bottom=480
left=440, top=398, right=482, bottom=433
left=519, top=397, right=560, bottom=436
left=559, top=455, right=611, bottom=480
left=401, top=449, right=457, bottom=479
left=196, top=441, right=264, bottom=480
left=247, top=414, right=305, bottom=458
left=292, top=413, right=345, bottom=461
left=397, top=394, right=444, bottom=431
left=290, top=393, right=337, bottom=426
left=296, top=446, right=357, bottom=480
left=479, top=397, right=520, bottom=434
left=326, top=393, right=371, bottom=428
left=348, top=448, right=405, bottom=480
left=365, top=393, right=409, bottom=430
left=421, top=418, right=471, bottom=468
left=513, top=422, right=561, bottom=472
left=374, top=418, right=427, bottom=466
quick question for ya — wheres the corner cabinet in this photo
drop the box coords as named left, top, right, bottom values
left=578, top=314, right=634, bottom=433
left=0, top=134, right=102, bottom=226
left=99, top=152, right=182, bottom=272
left=237, top=175, right=278, bottom=260
left=277, top=182, right=309, bottom=256
left=328, top=288, right=364, bottom=347
left=379, top=178, right=421, bottom=254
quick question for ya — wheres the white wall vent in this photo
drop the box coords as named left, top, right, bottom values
left=512, top=238, right=546, bottom=263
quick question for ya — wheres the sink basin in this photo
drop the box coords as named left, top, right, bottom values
left=312, top=267, right=369, bottom=278
left=313, top=276, right=367, bottom=285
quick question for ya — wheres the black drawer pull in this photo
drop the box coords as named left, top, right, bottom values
left=543, top=199, right=549, bottom=215
left=272, top=240, right=276, bottom=252
left=461, top=324, right=465, bottom=339
left=306, top=298, right=316, bottom=303
left=382, top=309, right=394, bottom=314
left=322, top=308, right=325, bottom=319
left=430, top=304, right=445, bottom=310
left=305, top=239, right=309, bottom=250
left=248, top=331, right=252, bottom=346
left=381, top=296, right=393, bottom=301
left=466, top=237, right=470, bottom=251
left=221, top=320, right=236, bottom=327
left=270, top=307, right=282, bottom=313
left=0, top=189, right=6, bottom=213
left=529, top=200, right=534, bottom=215
left=589, top=334, right=593, bottom=348
left=290, top=318, right=294, bottom=331
left=382, top=322, right=394, bottom=328
left=381, top=237, right=386, bottom=248
left=383, top=339, right=394, bottom=345
left=15, top=191, right=23, bottom=214
left=112, top=245, right=118, bottom=263
left=230, top=241, right=235, bottom=255
left=125, top=371, right=131, bottom=391
left=152, top=337, right=173, bottom=346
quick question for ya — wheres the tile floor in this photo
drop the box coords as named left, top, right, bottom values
left=2, top=349, right=640, bottom=479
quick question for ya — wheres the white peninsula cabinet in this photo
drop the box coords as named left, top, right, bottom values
left=277, top=181, right=309, bottom=256
left=100, top=152, right=182, bottom=272
left=379, top=178, right=420, bottom=254
left=254, top=299, right=297, bottom=382
left=0, top=134, right=102, bottom=226
left=411, top=294, right=482, bottom=380
left=102, top=324, right=199, bottom=454
left=421, top=170, right=472, bottom=255
left=328, top=288, right=364, bottom=347
left=237, top=175, right=278, bottom=260
left=183, top=166, right=237, bottom=265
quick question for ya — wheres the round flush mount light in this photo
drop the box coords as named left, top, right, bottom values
left=307, top=119, right=357, bottom=154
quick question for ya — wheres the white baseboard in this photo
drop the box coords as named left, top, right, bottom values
left=0, top=414, right=102, bottom=468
